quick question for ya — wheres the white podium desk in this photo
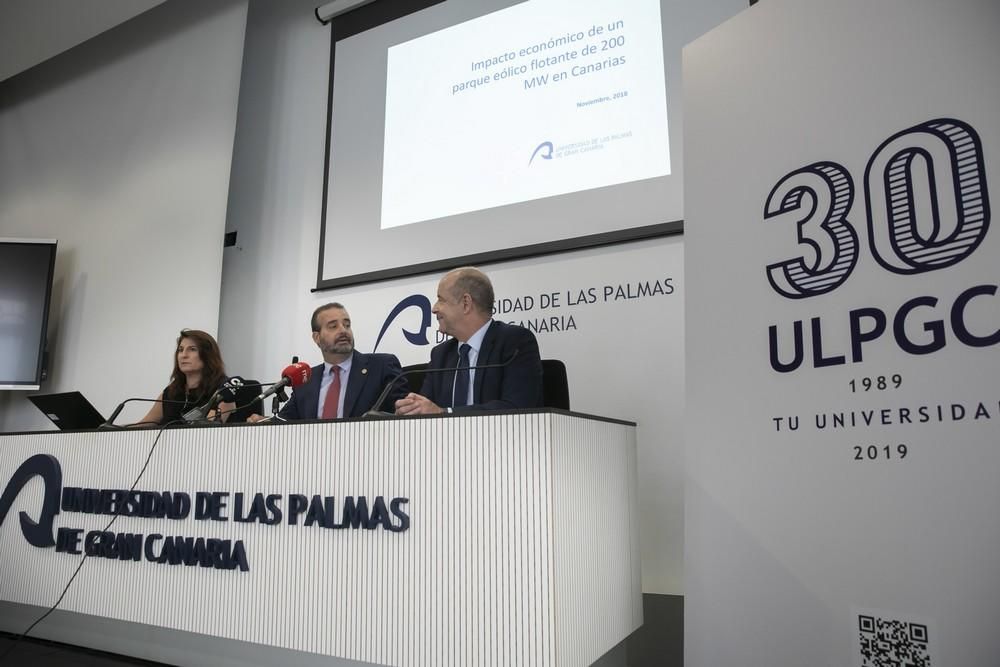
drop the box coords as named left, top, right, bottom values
left=0, top=410, right=641, bottom=667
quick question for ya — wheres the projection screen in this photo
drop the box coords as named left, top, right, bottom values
left=318, top=0, right=701, bottom=289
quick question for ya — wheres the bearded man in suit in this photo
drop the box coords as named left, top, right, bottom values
left=249, top=302, right=407, bottom=421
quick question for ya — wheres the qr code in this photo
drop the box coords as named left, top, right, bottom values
left=858, top=614, right=931, bottom=667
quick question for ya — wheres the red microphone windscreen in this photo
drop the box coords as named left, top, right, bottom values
left=281, top=362, right=312, bottom=387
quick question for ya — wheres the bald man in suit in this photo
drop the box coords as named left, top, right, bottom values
left=395, top=267, right=543, bottom=415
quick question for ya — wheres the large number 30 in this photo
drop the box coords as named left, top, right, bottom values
left=764, top=118, right=991, bottom=299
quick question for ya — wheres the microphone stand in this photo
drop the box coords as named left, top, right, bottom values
left=99, top=397, right=194, bottom=429
left=269, top=387, right=288, bottom=420
left=247, top=394, right=288, bottom=425
left=183, top=386, right=237, bottom=425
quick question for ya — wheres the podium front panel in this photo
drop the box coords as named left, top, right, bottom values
left=0, top=412, right=639, bottom=666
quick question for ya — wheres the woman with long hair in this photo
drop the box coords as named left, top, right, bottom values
left=136, top=329, right=235, bottom=425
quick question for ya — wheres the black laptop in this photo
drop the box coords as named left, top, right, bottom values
left=28, top=391, right=106, bottom=430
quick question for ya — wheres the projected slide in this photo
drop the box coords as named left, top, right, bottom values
left=381, top=0, right=670, bottom=230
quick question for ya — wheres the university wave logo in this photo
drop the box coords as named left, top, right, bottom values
left=373, top=294, right=434, bottom=352
left=0, top=454, right=62, bottom=549
left=529, top=141, right=553, bottom=165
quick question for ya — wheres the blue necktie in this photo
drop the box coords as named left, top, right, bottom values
left=453, top=343, right=471, bottom=407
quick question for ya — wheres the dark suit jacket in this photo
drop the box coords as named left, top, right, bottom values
left=279, top=351, right=407, bottom=420
left=421, top=320, right=543, bottom=412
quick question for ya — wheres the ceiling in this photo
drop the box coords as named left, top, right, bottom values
left=0, top=0, right=166, bottom=83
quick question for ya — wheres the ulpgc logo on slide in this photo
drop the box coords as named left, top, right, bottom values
left=529, top=132, right=634, bottom=166
left=763, top=117, right=995, bottom=374
left=529, top=141, right=554, bottom=165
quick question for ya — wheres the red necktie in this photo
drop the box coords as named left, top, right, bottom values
left=321, top=366, right=341, bottom=419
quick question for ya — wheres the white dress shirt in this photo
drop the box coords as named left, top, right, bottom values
left=452, top=320, right=491, bottom=407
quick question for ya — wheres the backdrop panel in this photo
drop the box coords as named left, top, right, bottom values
left=685, top=1, right=999, bottom=665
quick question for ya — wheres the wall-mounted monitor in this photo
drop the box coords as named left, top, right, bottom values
left=0, top=238, right=57, bottom=390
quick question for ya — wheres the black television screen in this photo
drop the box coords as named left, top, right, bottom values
left=0, top=238, right=57, bottom=390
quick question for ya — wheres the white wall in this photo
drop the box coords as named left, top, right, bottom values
left=0, top=0, right=248, bottom=431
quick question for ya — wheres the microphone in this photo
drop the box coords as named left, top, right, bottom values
left=364, top=349, right=519, bottom=418
left=249, top=362, right=312, bottom=408
left=279, top=357, right=298, bottom=402
left=182, top=376, right=247, bottom=423
left=99, top=397, right=193, bottom=429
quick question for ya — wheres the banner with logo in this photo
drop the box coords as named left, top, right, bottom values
left=684, top=0, right=998, bottom=665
